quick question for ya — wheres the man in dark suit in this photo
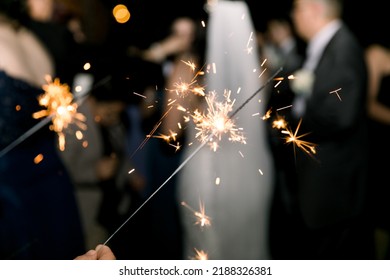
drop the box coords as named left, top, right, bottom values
left=271, top=0, right=374, bottom=259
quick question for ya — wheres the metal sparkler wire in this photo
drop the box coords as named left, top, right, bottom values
left=0, top=115, right=52, bottom=158
left=102, top=66, right=283, bottom=246
left=103, top=135, right=209, bottom=246
left=0, top=75, right=111, bottom=158
left=229, top=68, right=282, bottom=119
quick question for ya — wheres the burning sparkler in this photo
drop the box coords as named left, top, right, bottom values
left=32, top=76, right=86, bottom=151
left=167, top=60, right=206, bottom=98
left=149, top=60, right=206, bottom=152
left=192, top=90, right=246, bottom=151
left=282, top=118, right=317, bottom=157
left=0, top=75, right=111, bottom=158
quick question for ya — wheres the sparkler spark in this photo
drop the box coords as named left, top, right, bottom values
left=32, top=76, right=86, bottom=151
left=129, top=106, right=174, bottom=159
left=282, top=118, right=317, bottom=156
left=272, top=116, right=288, bottom=130
left=154, top=130, right=182, bottom=151
left=181, top=201, right=211, bottom=227
left=192, top=248, right=209, bottom=260
left=167, top=61, right=206, bottom=98
left=330, top=88, right=342, bottom=101
left=153, top=60, right=206, bottom=152
left=276, top=104, right=293, bottom=111
left=263, top=108, right=272, bottom=120
left=245, top=32, right=255, bottom=54
left=153, top=130, right=178, bottom=143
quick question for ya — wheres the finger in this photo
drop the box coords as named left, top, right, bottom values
left=74, top=249, right=97, bottom=260
left=95, top=244, right=116, bottom=260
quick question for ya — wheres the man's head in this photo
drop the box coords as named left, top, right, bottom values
left=291, top=0, right=343, bottom=41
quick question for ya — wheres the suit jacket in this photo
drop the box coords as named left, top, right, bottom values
left=292, top=24, right=369, bottom=229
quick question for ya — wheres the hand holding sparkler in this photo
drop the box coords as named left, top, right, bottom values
left=74, top=244, right=116, bottom=260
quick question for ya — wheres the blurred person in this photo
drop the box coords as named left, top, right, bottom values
left=61, top=78, right=146, bottom=259
left=0, top=0, right=85, bottom=259
left=270, top=0, right=374, bottom=259
left=26, top=0, right=87, bottom=88
left=365, top=43, right=390, bottom=259
left=260, top=15, right=306, bottom=260
left=157, top=16, right=206, bottom=260
left=141, top=17, right=201, bottom=64
left=123, top=16, right=206, bottom=260
left=27, top=0, right=53, bottom=22
left=147, top=16, right=206, bottom=143
left=262, top=16, right=304, bottom=74
left=176, top=0, right=275, bottom=259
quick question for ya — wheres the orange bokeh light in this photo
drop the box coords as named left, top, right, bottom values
left=113, top=4, right=131, bottom=24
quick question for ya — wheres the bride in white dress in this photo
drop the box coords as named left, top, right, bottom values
left=177, top=0, right=275, bottom=259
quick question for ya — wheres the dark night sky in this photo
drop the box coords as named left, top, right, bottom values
left=108, top=0, right=208, bottom=48
left=342, top=0, right=388, bottom=47
left=108, top=0, right=387, bottom=48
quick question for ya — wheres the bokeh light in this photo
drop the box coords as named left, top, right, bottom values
left=113, top=4, right=131, bottom=24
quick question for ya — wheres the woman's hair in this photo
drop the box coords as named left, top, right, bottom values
left=0, top=0, right=29, bottom=25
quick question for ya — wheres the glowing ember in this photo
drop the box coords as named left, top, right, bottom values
left=181, top=201, right=211, bottom=227
left=282, top=118, right=317, bottom=156
left=192, top=248, right=208, bottom=260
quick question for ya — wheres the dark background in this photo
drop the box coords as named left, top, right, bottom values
left=102, top=0, right=388, bottom=49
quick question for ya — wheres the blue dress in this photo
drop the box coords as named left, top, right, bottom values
left=0, top=71, right=85, bottom=259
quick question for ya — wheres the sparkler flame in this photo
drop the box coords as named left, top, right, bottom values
left=0, top=75, right=111, bottom=158
left=192, top=90, right=246, bottom=151
left=32, top=76, right=86, bottom=151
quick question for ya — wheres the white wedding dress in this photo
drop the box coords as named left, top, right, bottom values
left=177, top=0, right=275, bottom=259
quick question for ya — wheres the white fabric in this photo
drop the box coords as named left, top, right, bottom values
left=177, top=0, right=274, bottom=260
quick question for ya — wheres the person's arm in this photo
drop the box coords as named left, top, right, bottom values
left=366, top=44, right=390, bottom=124
left=142, top=17, right=197, bottom=64
left=74, top=244, right=116, bottom=260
